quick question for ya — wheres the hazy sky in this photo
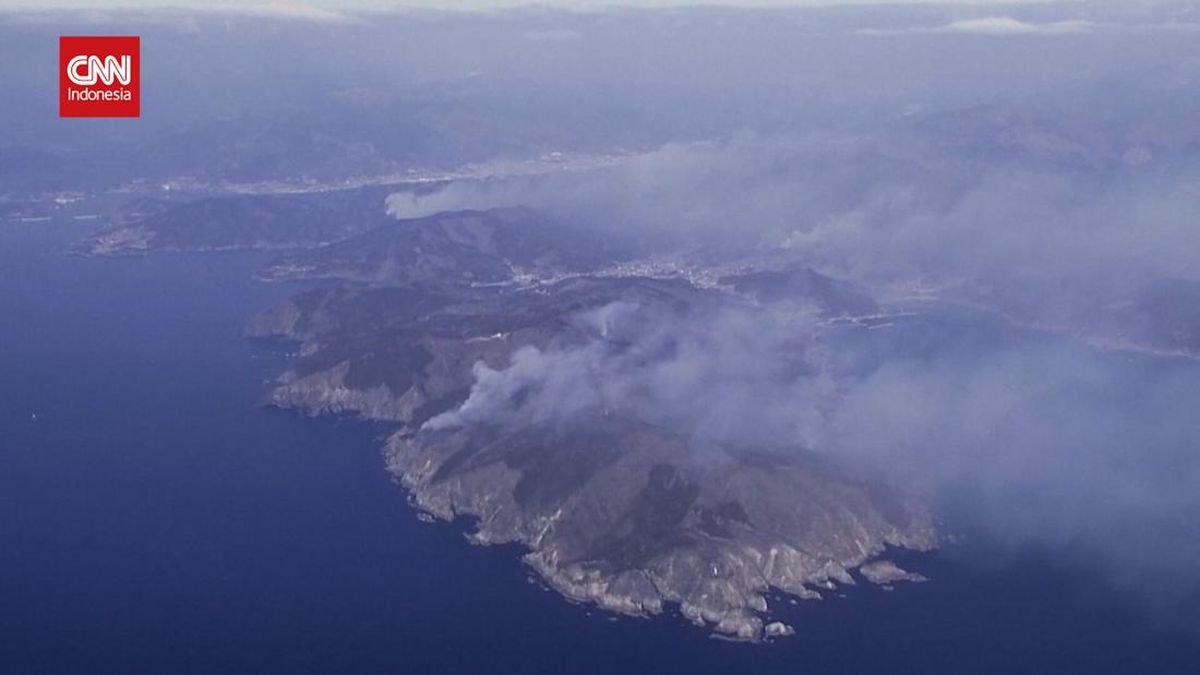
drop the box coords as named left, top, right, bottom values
left=0, top=0, right=1082, bottom=11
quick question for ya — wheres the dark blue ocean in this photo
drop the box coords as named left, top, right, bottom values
left=2, top=220, right=1198, bottom=674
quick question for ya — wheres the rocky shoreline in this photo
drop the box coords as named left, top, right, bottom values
left=239, top=265, right=940, bottom=641
left=84, top=201, right=944, bottom=641
left=384, top=422, right=935, bottom=641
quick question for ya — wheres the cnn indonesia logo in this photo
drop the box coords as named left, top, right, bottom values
left=59, top=36, right=140, bottom=118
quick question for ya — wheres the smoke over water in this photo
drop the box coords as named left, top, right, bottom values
left=407, top=123, right=1200, bottom=618
left=391, top=23, right=1200, bottom=620
left=426, top=295, right=1200, bottom=615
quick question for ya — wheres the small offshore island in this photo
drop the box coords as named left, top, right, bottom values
left=82, top=194, right=941, bottom=640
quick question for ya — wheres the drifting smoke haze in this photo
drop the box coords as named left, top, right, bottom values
left=394, top=5, right=1200, bottom=617
left=389, top=126, right=1200, bottom=288
left=424, top=300, right=828, bottom=442
left=7, top=0, right=1198, bottom=623
left=826, top=337, right=1200, bottom=583
left=5, top=1, right=1200, bottom=667
left=428, top=294, right=1200, bottom=608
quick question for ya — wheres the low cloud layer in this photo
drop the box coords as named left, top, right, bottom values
left=859, top=16, right=1097, bottom=36
left=937, top=16, right=1094, bottom=35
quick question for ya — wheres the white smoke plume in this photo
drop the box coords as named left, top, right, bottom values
left=429, top=297, right=1200, bottom=615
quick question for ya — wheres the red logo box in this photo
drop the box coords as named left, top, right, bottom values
left=59, top=36, right=140, bottom=118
